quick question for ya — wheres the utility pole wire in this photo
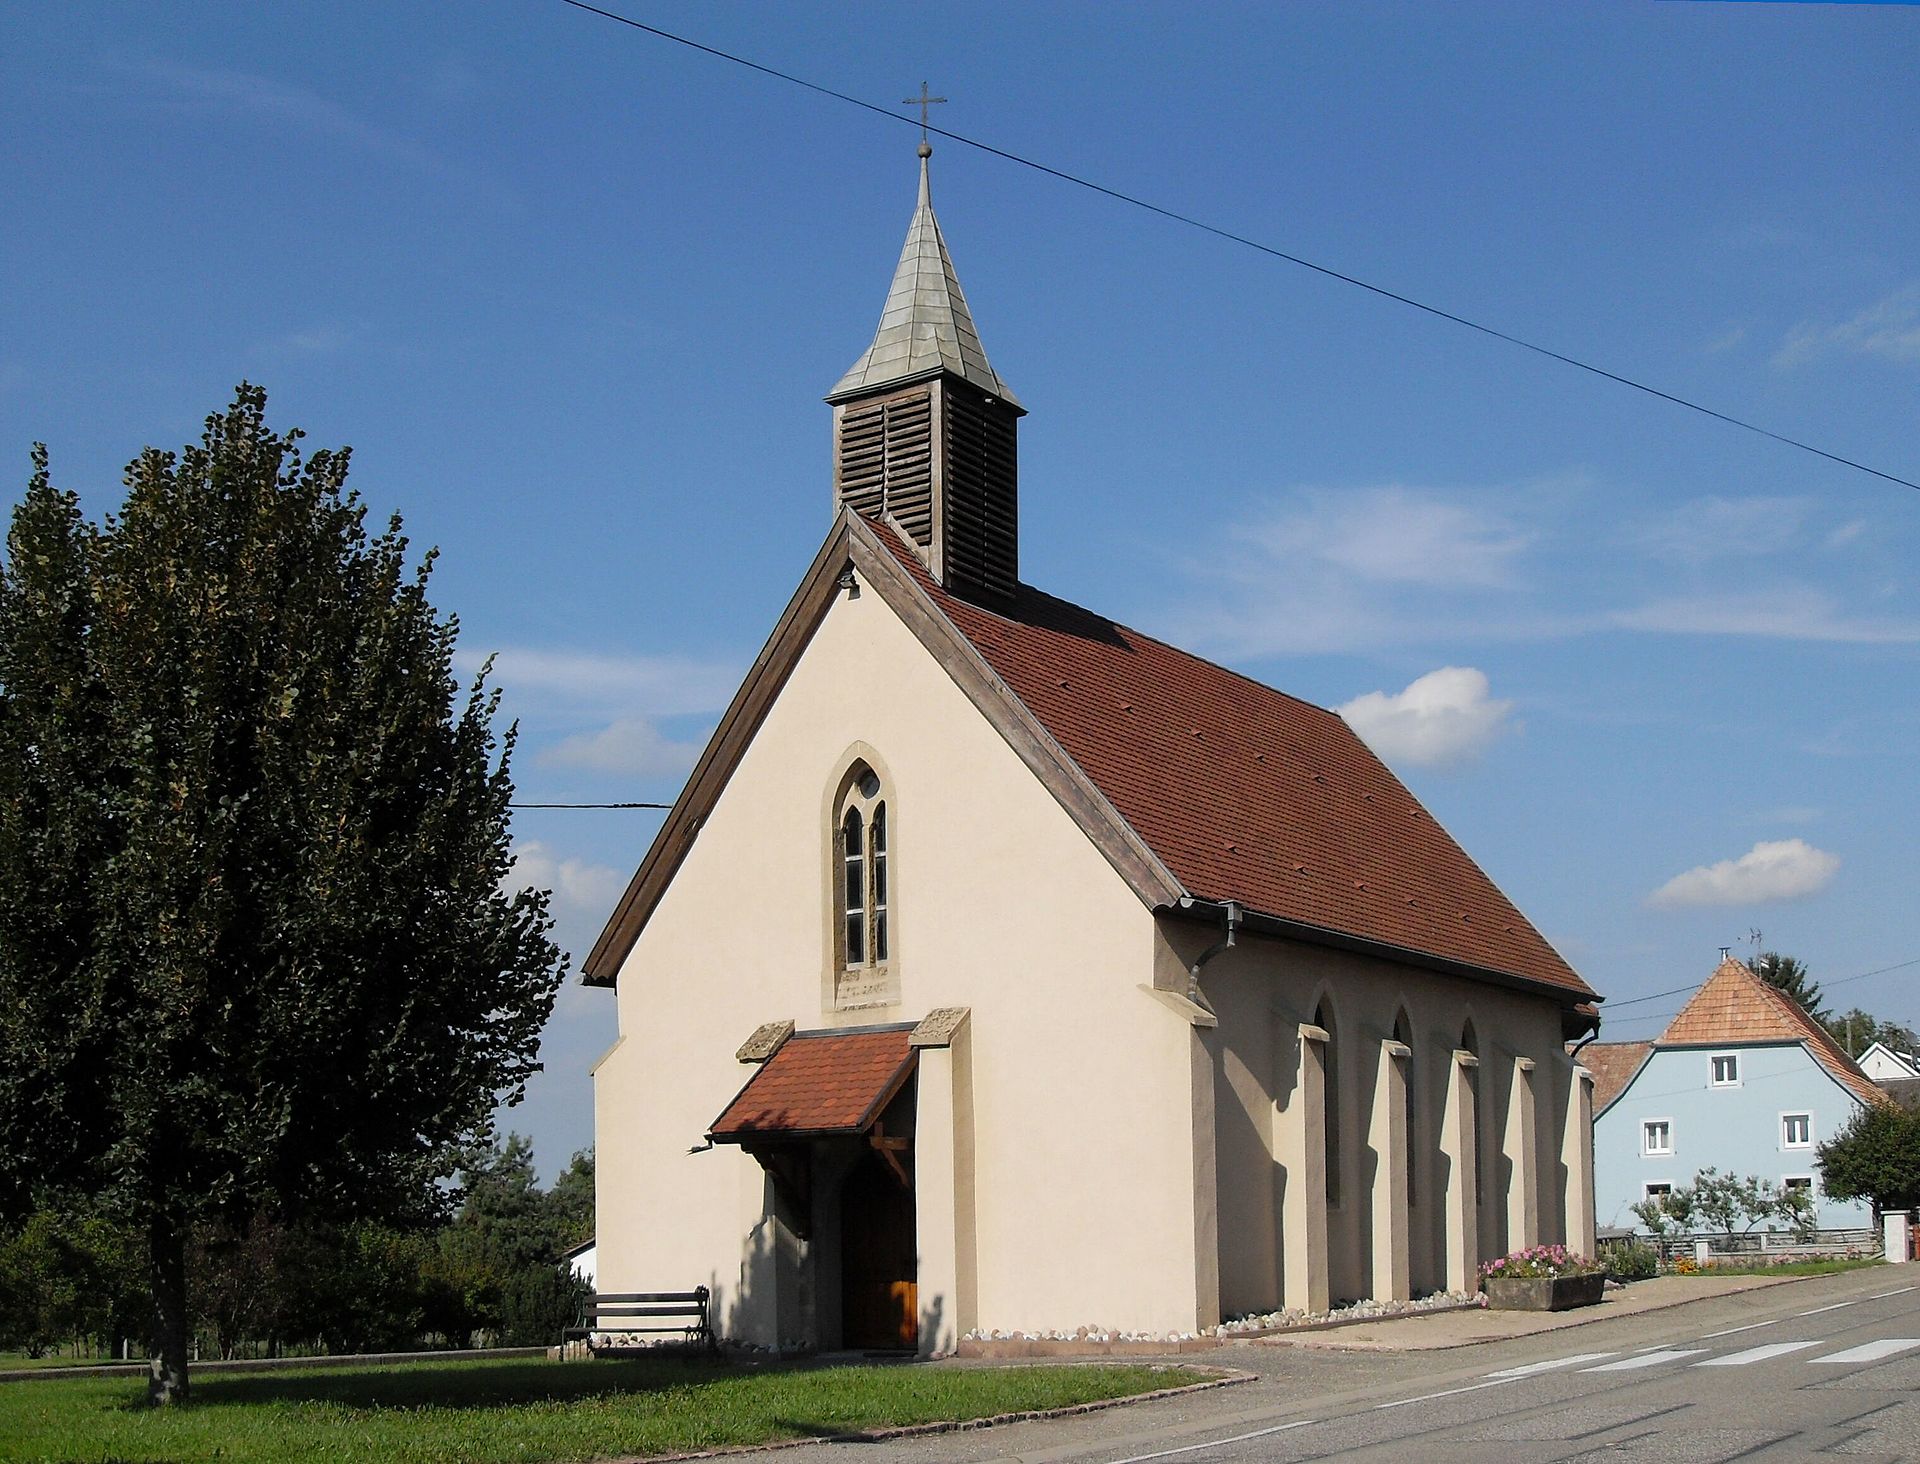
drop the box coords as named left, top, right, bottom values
left=554, top=0, right=1920, bottom=496
left=1601, top=954, right=1920, bottom=1022
left=510, top=801, right=674, bottom=809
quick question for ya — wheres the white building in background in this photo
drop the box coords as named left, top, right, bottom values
left=1857, top=1042, right=1920, bottom=1083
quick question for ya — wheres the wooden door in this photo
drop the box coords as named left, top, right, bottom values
left=839, top=1150, right=917, bottom=1350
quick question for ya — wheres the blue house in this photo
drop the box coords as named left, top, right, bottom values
left=1586, top=956, right=1882, bottom=1233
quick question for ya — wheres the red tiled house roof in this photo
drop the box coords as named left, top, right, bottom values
left=872, top=523, right=1592, bottom=999
left=1659, top=957, right=1885, bottom=1108
left=1577, top=1041, right=1652, bottom=1112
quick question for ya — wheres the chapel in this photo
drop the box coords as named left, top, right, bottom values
left=586, top=143, right=1604, bottom=1354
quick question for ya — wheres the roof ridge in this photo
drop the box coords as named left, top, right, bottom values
left=873, top=521, right=1344, bottom=726
left=861, top=516, right=1591, bottom=1002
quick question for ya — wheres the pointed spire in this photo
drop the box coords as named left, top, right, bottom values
left=828, top=145, right=1021, bottom=408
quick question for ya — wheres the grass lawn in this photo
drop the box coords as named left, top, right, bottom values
left=1681, top=1257, right=1886, bottom=1278
left=0, top=1354, right=1182, bottom=1463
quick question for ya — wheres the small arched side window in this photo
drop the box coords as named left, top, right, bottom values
left=835, top=764, right=889, bottom=975
left=1460, top=1019, right=1485, bottom=1200
left=1394, top=1010, right=1415, bottom=1207
left=1316, top=999, right=1340, bottom=1208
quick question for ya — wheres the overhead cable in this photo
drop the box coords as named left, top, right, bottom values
left=555, top=0, right=1920, bottom=495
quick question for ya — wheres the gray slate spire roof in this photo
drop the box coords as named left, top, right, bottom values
left=828, top=148, right=1022, bottom=408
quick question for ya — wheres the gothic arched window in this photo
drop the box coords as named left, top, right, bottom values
left=1394, top=1009, right=1416, bottom=1206
left=1316, top=998, right=1340, bottom=1207
left=836, top=765, right=889, bottom=973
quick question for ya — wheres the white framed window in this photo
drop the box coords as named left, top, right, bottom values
left=1711, top=1053, right=1740, bottom=1087
left=1642, top=1118, right=1673, bottom=1156
left=1783, top=1175, right=1814, bottom=1193
left=1644, top=1181, right=1673, bottom=1199
left=1782, top=1112, right=1813, bottom=1150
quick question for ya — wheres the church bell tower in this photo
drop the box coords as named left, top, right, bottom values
left=827, top=143, right=1025, bottom=604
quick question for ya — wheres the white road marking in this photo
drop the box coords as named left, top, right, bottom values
left=1373, top=1378, right=1514, bottom=1410
left=1694, top=1340, right=1823, bottom=1367
left=1102, top=1420, right=1317, bottom=1463
left=1581, top=1349, right=1707, bottom=1372
left=1813, top=1339, right=1920, bottom=1366
left=1485, top=1351, right=1618, bottom=1378
left=1702, top=1318, right=1779, bottom=1339
left=1798, top=1301, right=1855, bottom=1316
left=1870, top=1286, right=1918, bottom=1300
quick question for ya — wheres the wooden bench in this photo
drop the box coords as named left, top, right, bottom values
left=564, top=1289, right=713, bottom=1351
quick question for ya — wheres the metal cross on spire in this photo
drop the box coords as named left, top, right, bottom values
left=903, top=82, right=946, bottom=141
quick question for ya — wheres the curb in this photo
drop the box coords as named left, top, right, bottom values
left=1268, top=1272, right=1814, bottom=1352
left=955, top=1299, right=1484, bottom=1358
left=601, top=1365, right=1254, bottom=1464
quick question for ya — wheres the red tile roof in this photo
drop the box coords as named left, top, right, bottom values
left=1578, top=1041, right=1652, bottom=1112
left=873, top=524, right=1592, bottom=998
left=1659, top=957, right=1885, bottom=1108
left=709, top=1028, right=916, bottom=1139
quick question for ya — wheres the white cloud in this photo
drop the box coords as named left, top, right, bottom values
left=122, top=57, right=439, bottom=170
left=279, top=324, right=351, bottom=354
left=541, top=716, right=703, bottom=777
left=1647, top=838, right=1839, bottom=909
left=1249, top=486, right=1532, bottom=590
left=468, top=647, right=739, bottom=717
left=1336, top=666, right=1513, bottom=768
left=1611, top=586, right=1920, bottom=643
left=1172, top=483, right=1571, bottom=657
left=1776, top=284, right=1920, bottom=368
left=1747, top=805, right=1823, bottom=827
left=1627, top=496, right=1808, bottom=564
left=1826, top=519, right=1868, bottom=550
left=507, top=840, right=626, bottom=914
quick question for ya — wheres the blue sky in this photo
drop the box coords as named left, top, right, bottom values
left=4, top=3, right=1916, bottom=1179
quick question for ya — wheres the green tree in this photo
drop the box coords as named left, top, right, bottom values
left=1753, top=951, right=1827, bottom=1022
left=547, top=1148, right=595, bottom=1255
left=1818, top=1103, right=1920, bottom=1212
left=1825, top=1007, right=1920, bottom=1061
left=430, top=1134, right=589, bottom=1347
left=0, top=388, right=566, bottom=1402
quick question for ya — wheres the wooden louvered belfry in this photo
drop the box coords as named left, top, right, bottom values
left=827, top=144, right=1025, bottom=605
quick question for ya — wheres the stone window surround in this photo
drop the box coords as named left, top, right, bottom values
left=821, top=745, right=901, bottom=1014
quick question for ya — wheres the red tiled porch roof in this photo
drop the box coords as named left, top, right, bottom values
left=709, top=1028, right=916, bottom=1140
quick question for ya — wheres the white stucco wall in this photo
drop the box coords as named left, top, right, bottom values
left=593, top=576, right=1203, bottom=1343
left=1194, top=931, right=1576, bottom=1312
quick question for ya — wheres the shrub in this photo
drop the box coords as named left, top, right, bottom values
left=1597, top=1237, right=1659, bottom=1282
left=1480, top=1244, right=1601, bottom=1282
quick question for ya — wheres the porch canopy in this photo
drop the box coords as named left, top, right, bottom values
left=709, top=1026, right=917, bottom=1143
left=709, top=1027, right=918, bottom=1234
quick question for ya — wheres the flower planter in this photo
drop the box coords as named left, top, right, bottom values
left=1482, top=1273, right=1606, bottom=1312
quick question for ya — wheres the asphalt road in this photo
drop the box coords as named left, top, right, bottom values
left=830, top=1268, right=1920, bottom=1464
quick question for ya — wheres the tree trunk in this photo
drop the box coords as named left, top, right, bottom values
left=147, top=1208, right=191, bottom=1406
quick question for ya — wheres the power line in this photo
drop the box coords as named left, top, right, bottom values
left=554, top=0, right=1920, bottom=496
left=1604, top=954, right=1920, bottom=1014
left=510, top=800, right=673, bottom=809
